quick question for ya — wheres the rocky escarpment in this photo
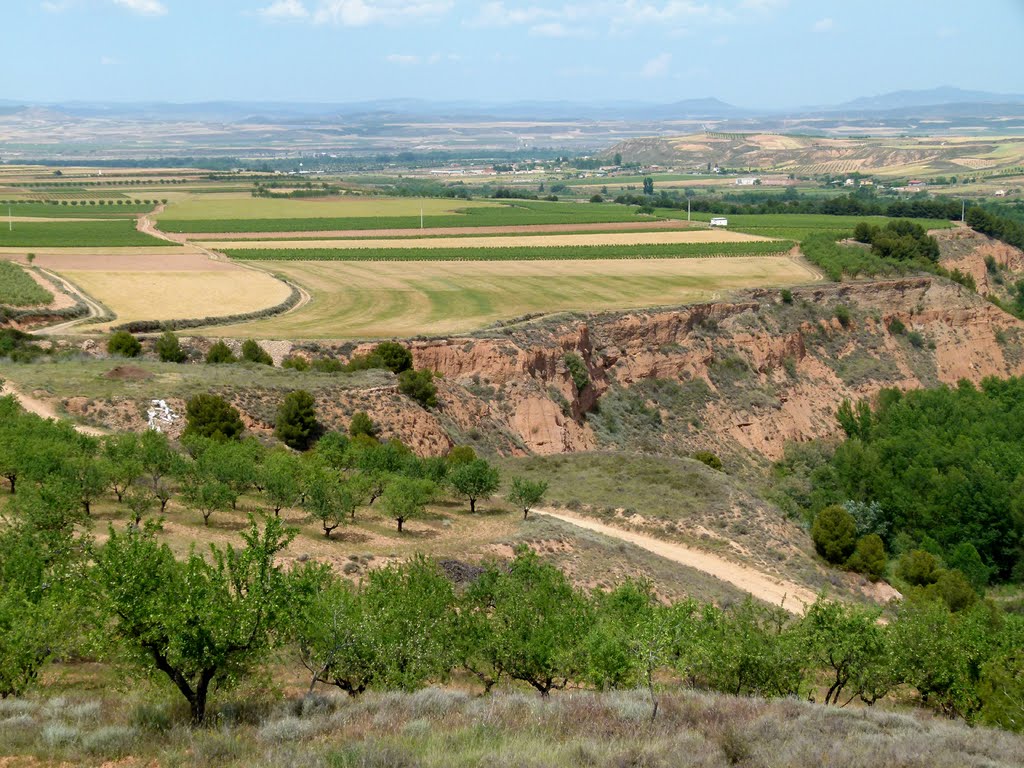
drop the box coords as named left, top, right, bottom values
left=398, top=276, right=1024, bottom=461
left=54, top=275, right=1024, bottom=463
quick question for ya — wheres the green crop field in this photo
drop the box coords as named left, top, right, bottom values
left=159, top=198, right=652, bottom=233
left=208, top=255, right=817, bottom=339
left=223, top=240, right=794, bottom=262
left=0, top=262, right=53, bottom=306
left=157, top=195, right=499, bottom=221
left=0, top=201, right=149, bottom=217
left=657, top=212, right=955, bottom=241
left=0, top=220, right=173, bottom=248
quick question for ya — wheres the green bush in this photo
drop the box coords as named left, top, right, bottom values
left=312, top=358, right=344, bottom=373
left=182, top=394, right=244, bottom=441
left=834, top=305, right=852, bottom=328
left=564, top=353, right=590, bottom=393
left=274, top=390, right=320, bottom=451
left=846, top=534, right=887, bottom=580
left=372, top=342, right=413, bottom=374
left=780, top=288, right=793, bottom=304
left=241, top=339, right=273, bottom=366
left=692, top=451, right=723, bottom=471
left=398, top=369, right=438, bottom=409
left=811, top=505, right=858, bottom=564
left=896, top=549, right=940, bottom=587
left=887, top=317, right=906, bottom=335
left=348, top=411, right=378, bottom=439
left=282, top=356, right=310, bottom=371
left=107, top=331, right=141, bottom=358
left=906, top=331, right=925, bottom=348
left=205, top=341, right=236, bottom=364
left=155, top=331, right=186, bottom=363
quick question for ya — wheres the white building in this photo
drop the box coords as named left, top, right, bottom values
left=710, top=217, right=728, bottom=227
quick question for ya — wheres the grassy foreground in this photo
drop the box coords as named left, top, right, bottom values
left=2, top=687, right=1019, bottom=768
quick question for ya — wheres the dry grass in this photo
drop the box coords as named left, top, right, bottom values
left=211, top=256, right=817, bottom=339
left=1, top=687, right=1020, bottom=768
left=201, top=229, right=772, bottom=251
left=61, top=269, right=293, bottom=326
left=158, top=194, right=501, bottom=221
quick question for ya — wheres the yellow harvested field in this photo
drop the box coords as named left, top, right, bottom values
left=201, top=229, right=773, bottom=251
left=61, top=269, right=293, bottom=326
left=210, top=256, right=820, bottom=340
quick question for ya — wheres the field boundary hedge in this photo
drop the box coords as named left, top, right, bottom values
left=223, top=241, right=795, bottom=262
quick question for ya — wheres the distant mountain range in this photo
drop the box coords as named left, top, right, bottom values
left=1, top=87, right=1022, bottom=123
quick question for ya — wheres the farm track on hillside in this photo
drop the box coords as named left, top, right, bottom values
left=535, top=508, right=817, bottom=613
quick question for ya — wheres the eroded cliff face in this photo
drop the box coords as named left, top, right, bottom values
left=398, top=277, right=1024, bottom=461
left=57, top=275, right=1024, bottom=462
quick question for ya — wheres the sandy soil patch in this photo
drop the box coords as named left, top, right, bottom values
left=61, top=269, right=293, bottom=325
left=180, top=219, right=701, bottom=240
left=202, top=229, right=774, bottom=251
left=535, top=508, right=817, bottom=613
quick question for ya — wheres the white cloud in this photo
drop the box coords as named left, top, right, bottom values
left=813, top=17, right=834, bottom=32
left=469, top=1, right=731, bottom=33
left=385, top=52, right=461, bottom=66
left=386, top=53, right=420, bottom=65
left=258, top=0, right=308, bottom=19
left=112, top=0, right=167, bottom=15
left=100, top=55, right=119, bottom=65
left=312, top=0, right=452, bottom=26
left=530, top=22, right=586, bottom=37
left=739, top=0, right=787, bottom=11
left=641, top=52, right=672, bottom=77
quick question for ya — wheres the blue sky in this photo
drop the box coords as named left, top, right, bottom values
left=5, top=0, right=1023, bottom=106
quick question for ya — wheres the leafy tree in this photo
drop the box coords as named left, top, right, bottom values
left=102, top=433, right=142, bottom=503
left=205, top=340, right=236, bottom=364
left=398, top=369, right=438, bottom=408
left=313, top=431, right=351, bottom=468
left=182, top=394, right=244, bottom=442
left=60, top=436, right=108, bottom=515
left=96, top=516, right=305, bottom=724
left=304, top=464, right=355, bottom=538
left=846, top=534, right=887, bottom=580
left=274, top=390, right=320, bottom=451
left=181, top=471, right=234, bottom=526
left=380, top=475, right=435, bottom=532
left=348, top=411, right=378, bottom=439
left=811, top=505, right=858, bottom=564
left=281, top=355, right=310, bottom=371
left=371, top=341, right=413, bottom=374
left=124, top=486, right=157, bottom=525
left=191, top=438, right=261, bottom=509
left=896, top=549, right=941, bottom=587
left=799, top=599, right=887, bottom=706
left=241, top=339, right=273, bottom=366
left=295, top=558, right=455, bottom=695
left=643, top=176, right=654, bottom=195
left=463, top=547, right=591, bottom=696
left=446, top=445, right=476, bottom=467
left=449, top=458, right=500, bottom=514
left=261, top=449, right=301, bottom=516
left=107, top=330, right=141, bottom=358
left=979, top=649, right=1024, bottom=733
left=155, top=331, right=186, bottom=363
left=947, top=542, right=993, bottom=592
left=507, top=476, right=548, bottom=519
left=692, top=450, right=723, bottom=470
left=138, top=429, right=182, bottom=512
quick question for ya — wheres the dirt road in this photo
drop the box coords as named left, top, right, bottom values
left=0, top=381, right=106, bottom=437
left=534, top=508, right=817, bottom=614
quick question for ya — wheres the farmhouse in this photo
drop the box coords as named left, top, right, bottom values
left=710, top=217, right=728, bottom=227
left=735, top=177, right=759, bottom=186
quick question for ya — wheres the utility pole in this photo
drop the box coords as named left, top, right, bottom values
left=8, top=205, right=11, bottom=232
left=420, top=207, right=424, bottom=230
left=687, top=197, right=691, bottom=222
left=962, top=199, right=966, bottom=223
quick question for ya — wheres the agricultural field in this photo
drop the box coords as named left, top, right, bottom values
left=0, top=201, right=151, bottom=217
left=36, top=252, right=294, bottom=328
left=0, top=261, right=53, bottom=306
left=209, top=228, right=776, bottom=252
left=209, top=255, right=817, bottom=339
left=0, top=220, right=172, bottom=248
left=222, top=240, right=794, bottom=263
left=158, top=197, right=660, bottom=233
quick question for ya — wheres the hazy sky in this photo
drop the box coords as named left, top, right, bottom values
left=6, top=0, right=1023, bottom=106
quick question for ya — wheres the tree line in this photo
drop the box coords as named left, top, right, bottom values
left=778, top=378, right=1024, bottom=591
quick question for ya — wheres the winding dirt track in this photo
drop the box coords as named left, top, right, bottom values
left=0, top=381, right=106, bottom=436
left=534, top=508, right=817, bottom=614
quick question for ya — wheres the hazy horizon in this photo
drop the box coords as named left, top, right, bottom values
left=4, top=0, right=1023, bottom=108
